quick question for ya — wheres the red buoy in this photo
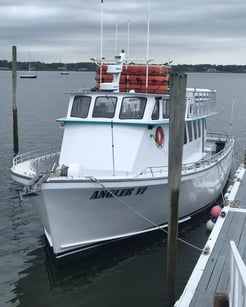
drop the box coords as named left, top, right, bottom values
left=210, top=205, right=222, bottom=218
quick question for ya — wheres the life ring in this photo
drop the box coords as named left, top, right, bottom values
left=155, top=126, right=165, bottom=148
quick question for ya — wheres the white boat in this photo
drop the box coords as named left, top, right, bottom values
left=61, top=71, right=69, bottom=75
left=11, top=50, right=234, bottom=260
left=60, top=64, right=69, bottom=75
left=20, top=57, right=37, bottom=79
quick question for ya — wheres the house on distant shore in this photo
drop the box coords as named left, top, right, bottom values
left=206, top=68, right=217, bottom=72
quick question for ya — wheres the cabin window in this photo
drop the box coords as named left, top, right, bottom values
left=187, top=122, right=193, bottom=142
left=193, top=120, right=197, bottom=139
left=92, top=96, right=117, bottom=118
left=119, top=97, right=147, bottom=119
left=71, top=96, right=91, bottom=118
left=184, top=127, right=187, bottom=144
left=162, top=99, right=169, bottom=118
left=151, top=100, right=160, bottom=120
left=197, top=120, right=201, bottom=137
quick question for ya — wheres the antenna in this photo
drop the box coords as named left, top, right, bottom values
left=115, top=21, right=118, bottom=56
left=100, top=0, right=104, bottom=61
left=100, top=0, right=104, bottom=88
left=146, top=0, right=150, bottom=92
left=127, top=20, right=130, bottom=60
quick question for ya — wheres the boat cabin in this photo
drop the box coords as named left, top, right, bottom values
left=56, top=88, right=217, bottom=178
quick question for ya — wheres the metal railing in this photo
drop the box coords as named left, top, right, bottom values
left=230, top=241, right=246, bottom=307
left=13, top=146, right=60, bottom=165
left=183, top=135, right=233, bottom=173
left=13, top=146, right=60, bottom=174
left=137, top=134, right=233, bottom=177
left=186, top=89, right=216, bottom=119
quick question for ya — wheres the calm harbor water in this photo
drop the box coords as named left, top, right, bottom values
left=0, top=71, right=246, bottom=307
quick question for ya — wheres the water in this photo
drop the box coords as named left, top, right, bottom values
left=0, top=71, right=245, bottom=306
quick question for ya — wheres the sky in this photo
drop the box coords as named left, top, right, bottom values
left=1, top=0, right=246, bottom=65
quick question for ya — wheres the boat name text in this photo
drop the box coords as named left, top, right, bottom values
left=90, top=187, right=147, bottom=200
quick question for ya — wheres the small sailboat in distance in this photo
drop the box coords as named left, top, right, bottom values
left=20, top=51, right=37, bottom=79
left=61, top=64, right=69, bottom=75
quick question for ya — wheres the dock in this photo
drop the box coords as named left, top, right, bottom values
left=175, top=164, right=246, bottom=306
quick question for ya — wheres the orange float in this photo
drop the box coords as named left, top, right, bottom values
left=96, top=64, right=169, bottom=94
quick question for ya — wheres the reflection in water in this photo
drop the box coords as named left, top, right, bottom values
left=10, top=232, right=167, bottom=307
left=9, top=212, right=208, bottom=307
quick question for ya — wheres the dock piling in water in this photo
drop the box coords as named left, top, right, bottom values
left=12, top=45, right=19, bottom=155
left=167, top=72, right=187, bottom=306
left=244, top=150, right=246, bottom=168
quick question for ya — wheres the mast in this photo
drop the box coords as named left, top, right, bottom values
left=146, top=0, right=150, bottom=92
left=99, top=0, right=104, bottom=88
left=115, top=21, right=118, bottom=56
left=127, top=20, right=130, bottom=60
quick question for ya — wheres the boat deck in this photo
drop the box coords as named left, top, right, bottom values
left=175, top=164, right=246, bottom=306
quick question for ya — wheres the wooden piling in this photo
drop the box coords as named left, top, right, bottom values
left=12, top=46, right=19, bottom=155
left=244, top=150, right=246, bottom=169
left=214, top=292, right=229, bottom=307
left=166, top=73, right=187, bottom=307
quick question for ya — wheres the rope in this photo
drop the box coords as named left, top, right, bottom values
left=88, top=176, right=203, bottom=252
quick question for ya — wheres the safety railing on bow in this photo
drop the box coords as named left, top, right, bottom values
left=13, top=146, right=60, bottom=173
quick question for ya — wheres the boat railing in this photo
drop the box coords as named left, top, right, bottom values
left=207, top=132, right=229, bottom=142
left=13, top=146, right=60, bottom=173
left=186, top=90, right=216, bottom=118
left=230, top=241, right=246, bottom=307
left=137, top=134, right=233, bottom=177
left=183, top=135, right=233, bottom=173
left=137, top=166, right=168, bottom=177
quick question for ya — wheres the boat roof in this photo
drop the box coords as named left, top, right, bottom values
left=64, top=90, right=170, bottom=98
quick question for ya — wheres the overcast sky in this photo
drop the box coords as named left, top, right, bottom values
left=1, top=0, right=246, bottom=64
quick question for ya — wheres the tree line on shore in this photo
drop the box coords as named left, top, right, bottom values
left=1, top=60, right=246, bottom=73
left=0, top=60, right=96, bottom=71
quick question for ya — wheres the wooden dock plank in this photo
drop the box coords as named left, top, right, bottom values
left=237, top=216, right=246, bottom=256
left=190, top=211, right=246, bottom=305
left=190, top=289, right=214, bottom=306
left=215, top=212, right=246, bottom=293
left=175, top=166, right=246, bottom=307
left=235, top=181, right=246, bottom=208
left=191, top=213, right=233, bottom=291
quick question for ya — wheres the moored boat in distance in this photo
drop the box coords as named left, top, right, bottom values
left=11, top=50, right=234, bottom=260
left=60, top=64, right=69, bottom=75
left=60, top=71, right=69, bottom=75
left=20, top=68, right=37, bottom=79
left=20, top=52, right=38, bottom=79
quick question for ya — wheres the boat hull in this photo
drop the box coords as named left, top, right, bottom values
left=20, top=74, right=37, bottom=79
left=33, top=147, right=233, bottom=259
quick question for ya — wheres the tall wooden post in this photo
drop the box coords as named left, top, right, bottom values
left=166, top=73, right=187, bottom=307
left=12, top=46, right=19, bottom=155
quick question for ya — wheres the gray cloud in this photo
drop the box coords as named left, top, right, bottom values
left=1, top=0, right=246, bottom=64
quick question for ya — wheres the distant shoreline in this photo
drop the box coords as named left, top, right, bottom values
left=1, top=61, right=246, bottom=73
